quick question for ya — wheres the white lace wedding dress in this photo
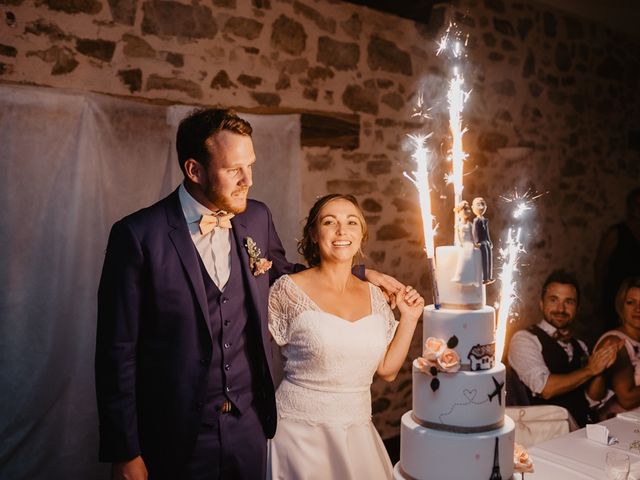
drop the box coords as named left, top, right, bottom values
left=267, top=274, right=398, bottom=480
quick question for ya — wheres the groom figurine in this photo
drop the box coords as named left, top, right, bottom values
left=471, top=196, right=494, bottom=284
left=96, top=108, right=400, bottom=480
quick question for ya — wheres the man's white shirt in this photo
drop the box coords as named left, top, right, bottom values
left=508, top=319, right=589, bottom=397
left=179, top=183, right=231, bottom=290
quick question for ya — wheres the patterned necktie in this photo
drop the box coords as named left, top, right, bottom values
left=198, top=212, right=234, bottom=235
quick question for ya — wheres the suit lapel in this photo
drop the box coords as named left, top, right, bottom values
left=165, top=190, right=211, bottom=336
left=231, top=216, right=264, bottom=323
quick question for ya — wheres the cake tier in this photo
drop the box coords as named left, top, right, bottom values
left=435, top=246, right=486, bottom=308
left=413, top=361, right=506, bottom=430
left=397, top=412, right=515, bottom=480
left=423, top=305, right=495, bottom=368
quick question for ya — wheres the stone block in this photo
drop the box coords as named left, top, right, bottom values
left=306, top=153, right=333, bottom=171
left=250, top=91, right=280, bottom=106
left=340, top=13, right=361, bottom=39
left=366, top=159, right=391, bottom=175
left=223, top=17, right=263, bottom=40
left=381, top=92, right=403, bottom=111
left=301, top=113, right=359, bottom=149
left=362, top=198, right=382, bottom=212
left=76, top=38, right=116, bottom=62
left=326, top=179, right=374, bottom=195
left=376, top=224, right=410, bottom=241
left=367, top=35, right=412, bottom=76
left=293, top=1, right=335, bottom=33
left=317, top=36, right=359, bottom=71
left=477, top=131, right=508, bottom=151
left=142, top=0, right=217, bottom=39
left=210, top=70, right=236, bottom=89
left=342, top=84, right=378, bottom=115
left=118, top=68, right=142, bottom=92
left=25, top=20, right=70, bottom=41
left=107, top=0, right=137, bottom=25
left=27, top=46, right=78, bottom=75
left=271, top=15, right=306, bottom=55
left=493, top=17, right=514, bottom=36
left=0, top=44, right=17, bottom=57
left=122, top=34, right=155, bottom=58
left=146, top=74, right=203, bottom=98
left=237, top=73, right=262, bottom=88
left=39, top=0, right=101, bottom=14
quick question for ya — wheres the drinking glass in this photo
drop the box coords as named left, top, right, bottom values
left=606, top=451, right=630, bottom=480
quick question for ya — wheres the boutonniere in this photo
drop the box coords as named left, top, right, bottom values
left=245, top=237, right=273, bottom=276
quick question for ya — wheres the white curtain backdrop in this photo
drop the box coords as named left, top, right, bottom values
left=0, top=84, right=300, bottom=479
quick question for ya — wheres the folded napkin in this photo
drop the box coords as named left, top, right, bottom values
left=617, top=411, right=640, bottom=422
left=585, top=424, right=618, bottom=445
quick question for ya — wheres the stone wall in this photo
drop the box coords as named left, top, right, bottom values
left=1, top=0, right=639, bottom=439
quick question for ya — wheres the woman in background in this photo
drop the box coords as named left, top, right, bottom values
left=267, top=193, right=424, bottom=479
left=595, top=277, right=640, bottom=417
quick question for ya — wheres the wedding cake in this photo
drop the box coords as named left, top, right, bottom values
left=393, top=244, right=516, bottom=480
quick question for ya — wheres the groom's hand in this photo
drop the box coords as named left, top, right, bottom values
left=111, top=455, right=148, bottom=480
left=364, top=268, right=405, bottom=308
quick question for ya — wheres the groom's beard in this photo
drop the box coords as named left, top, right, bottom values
left=205, top=183, right=249, bottom=214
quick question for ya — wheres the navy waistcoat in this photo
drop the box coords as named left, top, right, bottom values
left=527, top=325, right=592, bottom=427
left=197, top=235, right=259, bottom=425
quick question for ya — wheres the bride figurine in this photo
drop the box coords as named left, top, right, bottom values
left=451, top=200, right=482, bottom=286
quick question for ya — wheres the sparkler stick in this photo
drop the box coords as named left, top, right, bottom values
left=405, top=134, right=440, bottom=309
left=447, top=72, right=468, bottom=208
left=438, top=24, right=469, bottom=235
left=495, top=190, right=545, bottom=361
left=495, top=227, right=523, bottom=363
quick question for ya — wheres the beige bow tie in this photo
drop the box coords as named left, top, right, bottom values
left=198, top=212, right=234, bottom=234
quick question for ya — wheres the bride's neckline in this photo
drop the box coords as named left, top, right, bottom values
left=283, top=274, right=374, bottom=324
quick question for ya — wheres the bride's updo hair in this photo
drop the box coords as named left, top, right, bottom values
left=298, top=193, right=368, bottom=267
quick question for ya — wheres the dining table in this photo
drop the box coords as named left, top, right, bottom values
left=525, top=412, right=640, bottom=479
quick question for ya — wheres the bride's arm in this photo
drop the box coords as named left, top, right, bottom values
left=376, top=287, right=424, bottom=382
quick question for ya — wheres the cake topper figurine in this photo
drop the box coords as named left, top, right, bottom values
left=472, top=197, right=494, bottom=284
left=452, top=200, right=482, bottom=286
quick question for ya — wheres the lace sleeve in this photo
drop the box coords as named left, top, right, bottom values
left=268, top=276, right=290, bottom=346
left=370, top=284, right=399, bottom=345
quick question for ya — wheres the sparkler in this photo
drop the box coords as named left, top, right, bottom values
left=438, top=23, right=470, bottom=225
left=494, top=190, right=546, bottom=361
left=446, top=73, right=469, bottom=207
left=405, top=134, right=440, bottom=308
left=500, top=188, right=547, bottom=220
left=495, top=227, right=524, bottom=363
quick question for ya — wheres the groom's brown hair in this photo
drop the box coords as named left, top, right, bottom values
left=176, top=108, right=252, bottom=176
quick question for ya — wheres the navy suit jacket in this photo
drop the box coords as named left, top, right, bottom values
left=95, top=188, right=298, bottom=468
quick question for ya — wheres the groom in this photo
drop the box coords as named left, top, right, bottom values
left=95, top=108, right=400, bottom=480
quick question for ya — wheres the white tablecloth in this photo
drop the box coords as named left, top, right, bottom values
left=526, top=415, right=640, bottom=479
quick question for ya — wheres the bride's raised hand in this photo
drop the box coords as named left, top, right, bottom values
left=396, top=286, right=424, bottom=323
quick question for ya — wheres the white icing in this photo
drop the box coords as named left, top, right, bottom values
left=423, top=305, right=495, bottom=366
left=436, top=246, right=486, bottom=307
left=397, top=412, right=515, bottom=480
left=413, top=361, right=506, bottom=429
left=395, top=242, right=513, bottom=480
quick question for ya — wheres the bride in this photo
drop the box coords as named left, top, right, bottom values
left=267, top=193, right=424, bottom=479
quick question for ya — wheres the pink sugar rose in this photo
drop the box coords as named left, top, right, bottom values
left=513, top=443, right=534, bottom=473
left=416, top=357, right=434, bottom=373
left=436, top=348, right=460, bottom=372
left=252, top=258, right=272, bottom=276
left=423, top=337, right=446, bottom=361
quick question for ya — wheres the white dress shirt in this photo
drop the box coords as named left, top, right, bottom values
left=508, top=319, right=590, bottom=396
left=178, top=184, right=231, bottom=290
